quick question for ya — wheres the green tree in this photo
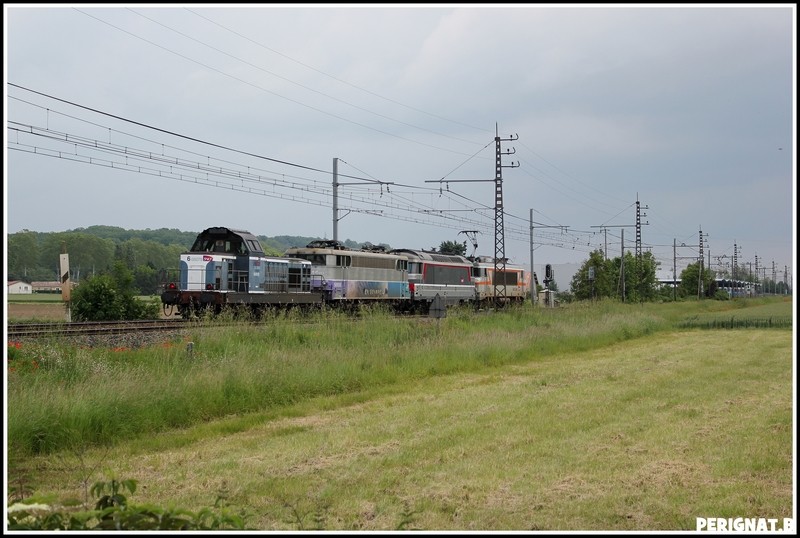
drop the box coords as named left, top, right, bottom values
left=438, top=240, right=467, bottom=256
left=38, top=233, right=115, bottom=282
left=625, top=251, right=660, bottom=303
left=570, top=250, right=615, bottom=300
left=7, top=231, right=39, bottom=280
left=133, top=263, right=161, bottom=295
left=571, top=249, right=660, bottom=302
left=679, top=262, right=715, bottom=299
left=70, top=261, right=160, bottom=321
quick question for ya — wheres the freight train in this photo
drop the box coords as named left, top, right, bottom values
left=160, top=226, right=534, bottom=318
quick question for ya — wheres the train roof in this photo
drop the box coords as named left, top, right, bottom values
left=468, top=255, right=526, bottom=269
left=286, top=243, right=406, bottom=259
left=195, top=226, right=265, bottom=255
left=389, top=248, right=471, bottom=265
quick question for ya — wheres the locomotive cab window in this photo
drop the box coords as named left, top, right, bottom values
left=294, top=253, right=327, bottom=265
left=191, top=237, right=218, bottom=252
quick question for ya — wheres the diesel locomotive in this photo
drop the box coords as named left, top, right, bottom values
left=160, top=227, right=322, bottom=317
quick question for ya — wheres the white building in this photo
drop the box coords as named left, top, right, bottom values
left=8, top=280, right=32, bottom=294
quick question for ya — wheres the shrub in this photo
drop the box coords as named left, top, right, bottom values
left=7, top=476, right=249, bottom=530
left=70, top=261, right=160, bottom=321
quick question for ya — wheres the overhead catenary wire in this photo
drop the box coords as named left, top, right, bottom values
left=72, top=8, right=487, bottom=160
left=6, top=2, right=648, bottom=264
left=72, top=7, right=640, bottom=238
left=8, top=114, right=592, bottom=254
left=184, top=8, right=490, bottom=135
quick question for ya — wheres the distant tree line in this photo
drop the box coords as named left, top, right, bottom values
left=8, top=227, right=193, bottom=295
left=567, top=249, right=660, bottom=303
left=566, top=249, right=790, bottom=302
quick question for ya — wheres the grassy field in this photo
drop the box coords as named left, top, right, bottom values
left=6, top=294, right=167, bottom=321
left=5, top=296, right=795, bottom=530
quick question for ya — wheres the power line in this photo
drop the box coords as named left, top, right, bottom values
left=6, top=84, right=618, bottom=260
left=184, top=7, right=491, bottom=135
left=129, top=7, right=487, bottom=148
left=73, top=8, right=486, bottom=160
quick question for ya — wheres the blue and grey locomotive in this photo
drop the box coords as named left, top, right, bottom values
left=161, top=227, right=321, bottom=317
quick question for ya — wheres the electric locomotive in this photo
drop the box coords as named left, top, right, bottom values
left=161, top=227, right=322, bottom=317
left=284, top=240, right=411, bottom=307
left=470, top=255, right=531, bottom=305
left=388, top=248, right=476, bottom=311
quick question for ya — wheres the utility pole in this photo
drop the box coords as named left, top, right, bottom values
left=426, top=124, right=518, bottom=307
left=772, top=260, right=777, bottom=295
left=673, top=238, right=677, bottom=301
left=592, top=226, right=611, bottom=260
left=635, top=194, right=649, bottom=263
left=592, top=197, right=647, bottom=302
left=755, top=254, right=760, bottom=295
left=590, top=225, right=633, bottom=301
left=674, top=240, right=699, bottom=298
left=620, top=229, right=625, bottom=302
left=697, top=227, right=706, bottom=299
left=529, top=209, right=536, bottom=305
left=333, top=157, right=339, bottom=241
left=492, top=126, right=519, bottom=304
left=332, top=157, right=392, bottom=241
left=785, top=265, right=790, bottom=295
left=635, top=194, right=649, bottom=303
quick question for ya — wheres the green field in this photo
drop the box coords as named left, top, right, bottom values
left=5, top=296, right=795, bottom=530
left=7, top=293, right=65, bottom=303
left=6, top=294, right=160, bottom=303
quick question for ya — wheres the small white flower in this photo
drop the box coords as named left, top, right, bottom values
left=7, top=502, right=51, bottom=513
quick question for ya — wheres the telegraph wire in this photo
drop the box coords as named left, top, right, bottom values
left=73, top=8, right=484, bottom=159
left=62, top=11, right=631, bottom=251
left=107, top=8, right=619, bottom=241
left=185, top=7, right=491, bottom=135
left=7, top=117, right=491, bottom=231
left=7, top=86, right=605, bottom=259
left=9, top=82, right=329, bottom=175
left=519, top=140, right=629, bottom=207
left=9, top=83, right=410, bottom=187
left=128, top=8, right=485, bottom=148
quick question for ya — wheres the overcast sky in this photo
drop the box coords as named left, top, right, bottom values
left=4, top=4, right=796, bottom=281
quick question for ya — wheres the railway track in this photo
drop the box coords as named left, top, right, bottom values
left=7, top=319, right=188, bottom=339
left=7, top=309, right=466, bottom=342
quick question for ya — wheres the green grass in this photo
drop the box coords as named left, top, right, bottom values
left=674, top=298, right=793, bottom=329
left=7, top=293, right=64, bottom=303
left=5, top=297, right=794, bottom=530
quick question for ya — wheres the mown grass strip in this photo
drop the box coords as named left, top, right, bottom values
left=8, top=328, right=792, bottom=531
